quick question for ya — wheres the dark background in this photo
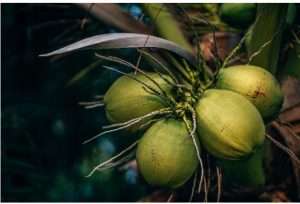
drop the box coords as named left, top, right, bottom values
left=1, top=3, right=152, bottom=201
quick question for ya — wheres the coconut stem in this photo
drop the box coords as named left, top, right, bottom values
left=247, top=26, right=282, bottom=65
left=137, top=49, right=180, bottom=84
left=101, top=65, right=160, bottom=96
left=78, top=101, right=105, bottom=109
left=266, top=134, right=300, bottom=165
left=100, top=54, right=163, bottom=90
left=167, top=192, right=174, bottom=202
left=86, top=141, right=138, bottom=177
left=165, top=52, right=196, bottom=85
left=138, top=118, right=162, bottom=130
left=101, top=65, right=174, bottom=107
left=176, top=5, right=202, bottom=72
left=280, top=122, right=300, bottom=140
left=102, top=107, right=172, bottom=129
left=185, top=12, right=214, bottom=85
left=95, top=151, right=135, bottom=171
left=203, top=175, right=208, bottom=202
left=182, top=106, right=205, bottom=195
left=142, top=3, right=204, bottom=86
left=205, top=154, right=212, bottom=200
left=83, top=103, right=105, bottom=109
left=94, top=95, right=105, bottom=99
left=141, top=86, right=176, bottom=108
left=247, top=4, right=288, bottom=74
left=78, top=101, right=104, bottom=105
left=83, top=122, right=137, bottom=144
left=221, top=26, right=253, bottom=70
left=189, top=171, right=198, bottom=202
left=216, top=166, right=222, bottom=202
left=96, top=54, right=171, bottom=102
left=83, top=108, right=172, bottom=144
left=176, top=4, right=222, bottom=70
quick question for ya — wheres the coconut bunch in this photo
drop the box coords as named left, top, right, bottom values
left=100, top=61, right=284, bottom=190
left=81, top=54, right=284, bottom=191
left=41, top=32, right=300, bottom=201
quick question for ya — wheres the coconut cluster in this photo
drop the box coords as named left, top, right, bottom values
left=103, top=64, right=283, bottom=188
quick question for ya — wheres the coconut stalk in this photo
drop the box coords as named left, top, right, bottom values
left=247, top=4, right=288, bottom=74
left=142, top=3, right=194, bottom=53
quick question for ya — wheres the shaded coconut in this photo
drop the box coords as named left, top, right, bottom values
left=219, top=3, right=256, bottom=29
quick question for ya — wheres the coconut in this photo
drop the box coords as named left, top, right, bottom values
left=104, top=72, right=172, bottom=130
left=219, top=3, right=256, bottom=29
left=216, top=65, right=283, bottom=121
left=136, top=119, right=198, bottom=188
left=195, top=89, right=265, bottom=160
left=217, top=145, right=265, bottom=187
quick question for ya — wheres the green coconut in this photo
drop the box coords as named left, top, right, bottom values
left=136, top=119, right=198, bottom=188
left=217, top=145, right=266, bottom=187
left=195, top=89, right=265, bottom=160
left=216, top=65, right=283, bottom=121
left=219, top=3, right=256, bottom=29
left=104, top=72, right=172, bottom=130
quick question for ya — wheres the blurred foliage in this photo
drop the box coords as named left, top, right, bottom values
left=1, top=3, right=150, bottom=202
